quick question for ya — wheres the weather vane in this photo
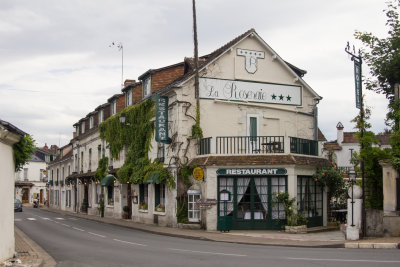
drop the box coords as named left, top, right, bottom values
left=109, top=41, right=124, bottom=88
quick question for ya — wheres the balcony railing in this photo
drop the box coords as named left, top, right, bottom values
left=289, top=137, right=318, bottom=156
left=199, top=136, right=284, bottom=155
left=199, top=136, right=319, bottom=156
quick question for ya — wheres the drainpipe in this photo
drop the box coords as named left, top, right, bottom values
left=313, top=98, right=320, bottom=141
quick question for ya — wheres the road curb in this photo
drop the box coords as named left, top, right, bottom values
left=15, top=227, right=57, bottom=267
left=345, top=242, right=400, bottom=249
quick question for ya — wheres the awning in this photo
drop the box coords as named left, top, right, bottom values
left=101, top=174, right=116, bottom=186
left=145, top=173, right=163, bottom=184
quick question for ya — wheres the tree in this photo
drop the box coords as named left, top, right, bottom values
left=351, top=107, right=392, bottom=209
left=13, top=134, right=36, bottom=172
left=355, top=0, right=400, bottom=170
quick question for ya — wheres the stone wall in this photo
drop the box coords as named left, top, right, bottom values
left=366, top=209, right=383, bottom=237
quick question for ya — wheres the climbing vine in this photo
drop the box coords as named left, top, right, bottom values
left=13, top=134, right=36, bottom=172
left=99, top=100, right=175, bottom=188
left=94, top=156, right=108, bottom=181
left=191, top=106, right=203, bottom=139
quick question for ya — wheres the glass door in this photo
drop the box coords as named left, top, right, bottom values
left=297, top=176, right=323, bottom=227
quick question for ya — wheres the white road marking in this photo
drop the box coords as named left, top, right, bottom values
left=68, top=218, right=78, bottom=220
left=41, top=217, right=53, bottom=221
left=72, top=227, right=85, bottom=232
left=88, top=232, right=106, bottom=238
left=169, top=248, right=247, bottom=257
left=113, top=239, right=147, bottom=247
left=27, top=218, right=36, bottom=221
left=61, top=224, right=70, bottom=227
left=55, top=217, right=65, bottom=220
left=286, top=257, right=400, bottom=263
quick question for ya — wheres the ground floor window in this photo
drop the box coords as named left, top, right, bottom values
left=107, top=185, right=114, bottom=206
left=50, top=189, right=54, bottom=205
left=154, top=183, right=165, bottom=211
left=66, top=190, right=71, bottom=207
left=218, top=176, right=287, bottom=230
left=188, top=190, right=201, bottom=222
left=55, top=190, right=59, bottom=206
left=139, top=184, right=148, bottom=210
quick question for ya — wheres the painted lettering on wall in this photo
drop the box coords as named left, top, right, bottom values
left=200, top=78, right=301, bottom=106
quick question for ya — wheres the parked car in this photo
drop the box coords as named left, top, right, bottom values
left=14, top=199, right=23, bottom=212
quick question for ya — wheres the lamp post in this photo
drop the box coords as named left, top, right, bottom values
left=349, top=169, right=356, bottom=227
left=345, top=42, right=366, bottom=237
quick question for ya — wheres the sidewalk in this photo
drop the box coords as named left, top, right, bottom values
left=1, top=227, right=56, bottom=267
left=38, top=206, right=398, bottom=249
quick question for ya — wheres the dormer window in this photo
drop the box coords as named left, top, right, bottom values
left=89, top=116, right=94, bottom=129
left=143, top=77, right=151, bottom=98
left=98, top=109, right=104, bottom=123
left=126, top=90, right=132, bottom=106
left=111, top=100, right=117, bottom=115
left=81, top=121, right=85, bottom=134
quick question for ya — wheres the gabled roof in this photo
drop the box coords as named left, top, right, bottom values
left=156, top=28, right=321, bottom=100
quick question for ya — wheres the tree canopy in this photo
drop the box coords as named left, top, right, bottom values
left=355, top=0, right=400, bottom=98
left=13, top=134, right=36, bottom=172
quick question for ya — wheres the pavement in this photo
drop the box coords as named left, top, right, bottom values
left=7, top=205, right=400, bottom=266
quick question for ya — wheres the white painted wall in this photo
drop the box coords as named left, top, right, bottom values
left=0, top=128, right=22, bottom=262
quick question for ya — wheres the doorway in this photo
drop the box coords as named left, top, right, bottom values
left=22, top=188, right=29, bottom=203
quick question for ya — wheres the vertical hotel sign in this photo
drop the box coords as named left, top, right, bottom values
left=354, top=61, right=362, bottom=109
left=155, top=95, right=171, bottom=144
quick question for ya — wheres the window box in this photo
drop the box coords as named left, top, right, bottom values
left=155, top=204, right=165, bottom=212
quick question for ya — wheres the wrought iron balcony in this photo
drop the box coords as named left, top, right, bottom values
left=199, top=136, right=319, bottom=156
left=199, top=136, right=284, bottom=155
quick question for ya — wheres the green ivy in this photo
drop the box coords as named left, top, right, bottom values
left=191, top=106, right=203, bottom=139
left=94, top=156, right=108, bottom=181
left=99, top=100, right=175, bottom=188
left=13, top=134, right=36, bottom=172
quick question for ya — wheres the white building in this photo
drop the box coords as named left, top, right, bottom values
left=49, top=29, right=330, bottom=230
left=323, top=122, right=391, bottom=174
left=15, top=146, right=56, bottom=205
left=0, top=119, right=25, bottom=262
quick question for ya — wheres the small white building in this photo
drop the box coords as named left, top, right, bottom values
left=0, top=119, right=25, bottom=262
left=14, top=148, right=54, bottom=205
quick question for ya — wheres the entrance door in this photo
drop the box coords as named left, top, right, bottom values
left=22, top=188, right=29, bottom=203
left=297, top=176, right=323, bottom=227
left=218, top=176, right=287, bottom=230
left=40, top=189, right=43, bottom=204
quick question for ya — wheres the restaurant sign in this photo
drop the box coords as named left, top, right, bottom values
left=199, top=77, right=301, bottom=106
left=155, top=95, right=171, bottom=144
left=217, top=168, right=287, bottom=176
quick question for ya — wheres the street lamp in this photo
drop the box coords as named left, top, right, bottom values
left=349, top=169, right=356, bottom=227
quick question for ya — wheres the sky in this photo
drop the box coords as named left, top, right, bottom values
left=0, top=0, right=392, bottom=147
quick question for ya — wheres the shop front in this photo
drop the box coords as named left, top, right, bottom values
left=217, top=168, right=288, bottom=230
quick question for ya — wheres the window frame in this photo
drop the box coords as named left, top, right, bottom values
left=142, top=77, right=151, bottom=98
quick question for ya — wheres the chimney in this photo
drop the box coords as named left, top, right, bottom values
left=124, top=79, right=136, bottom=87
left=336, top=122, right=344, bottom=145
left=43, top=143, right=48, bottom=151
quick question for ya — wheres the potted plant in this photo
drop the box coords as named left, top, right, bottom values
left=139, top=200, right=148, bottom=210
left=122, top=205, right=129, bottom=219
left=155, top=204, right=165, bottom=212
left=273, top=191, right=307, bottom=233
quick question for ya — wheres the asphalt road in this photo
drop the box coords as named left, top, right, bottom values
left=15, top=207, right=400, bottom=267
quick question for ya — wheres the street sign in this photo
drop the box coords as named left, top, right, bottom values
left=354, top=61, right=362, bottom=109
